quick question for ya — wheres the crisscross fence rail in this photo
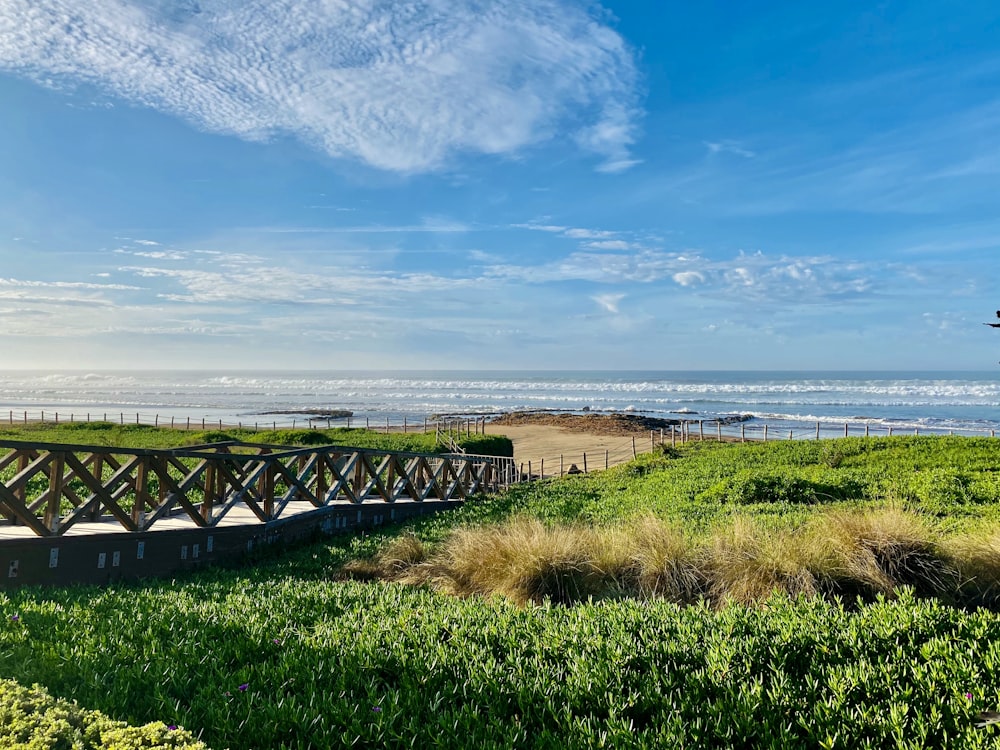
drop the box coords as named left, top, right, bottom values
left=0, top=439, right=516, bottom=538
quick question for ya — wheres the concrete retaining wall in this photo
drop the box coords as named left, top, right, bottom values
left=0, top=501, right=460, bottom=588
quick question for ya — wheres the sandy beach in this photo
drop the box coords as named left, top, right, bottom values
left=484, top=413, right=676, bottom=476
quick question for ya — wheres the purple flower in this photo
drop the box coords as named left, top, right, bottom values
left=167, top=725, right=177, bottom=731
left=966, top=692, right=973, bottom=700
left=273, top=638, right=281, bottom=645
left=372, top=706, right=382, bottom=713
left=10, top=614, right=18, bottom=622
left=238, top=683, right=249, bottom=692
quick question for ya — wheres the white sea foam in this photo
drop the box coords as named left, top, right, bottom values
left=0, top=370, right=997, bottom=432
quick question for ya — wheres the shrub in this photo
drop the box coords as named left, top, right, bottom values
left=699, top=470, right=819, bottom=505
left=0, top=678, right=208, bottom=749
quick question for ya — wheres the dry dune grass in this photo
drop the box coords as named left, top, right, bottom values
left=706, top=518, right=821, bottom=606
left=340, top=510, right=1000, bottom=609
left=945, top=526, right=1000, bottom=606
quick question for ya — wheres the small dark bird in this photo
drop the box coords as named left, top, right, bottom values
left=975, top=710, right=1000, bottom=728
left=985, top=323, right=1000, bottom=328
left=996, top=310, right=1000, bottom=318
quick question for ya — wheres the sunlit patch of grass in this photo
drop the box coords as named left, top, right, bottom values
left=345, top=509, right=1000, bottom=610
left=704, top=517, right=821, bottom=606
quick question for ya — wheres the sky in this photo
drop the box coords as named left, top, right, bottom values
left=0, top=0, right=999, bottom=371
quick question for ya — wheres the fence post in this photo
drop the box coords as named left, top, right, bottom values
left=844, top=423, right=848, bottom=437
left=605, top=449, right=609, bottom=470
left=671, top=425, right=676, bottom=447
left=650, top=430, right=654, bottom=452
left=741, top=423, right=745, bottom=443
left=583, top=453, right=588, bottom=473
left=889, top=426, right=893, bottom=437
left=540, top=458, right=544, bottom=479
left=403, top=417, right=407, bottom=433
left=816, top=422, right=820, bottom=440
left=632, top=437, right=636, bottom=459
left=699, top=421, right=704, bottom=441
left=560, top=455, right=564, bottom=477
left=763, top=424, right=768, bottom=442
left=865, top=424, right=869, bottom=437
left=528, top=460, right=532, bottom=480
left=789, top=430, right=793, bottom=440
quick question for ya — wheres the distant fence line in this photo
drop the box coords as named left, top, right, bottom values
left=2, top=409, right=489, bottom=437
left=5, top=410, right=998, bottom=487
left=515, top=419, right=1000, bottom=482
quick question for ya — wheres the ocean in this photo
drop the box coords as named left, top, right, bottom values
left=0, top=370, right=998, bottom=437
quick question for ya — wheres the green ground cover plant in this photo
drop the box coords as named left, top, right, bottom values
left=0, top=677, right=207, bottom=749
left=3, top=551, right=1000, bottom=749
left=2, top=435, right=1000, bottom=748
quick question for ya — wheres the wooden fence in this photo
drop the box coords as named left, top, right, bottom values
left=0, top=439, right=516, bottom=538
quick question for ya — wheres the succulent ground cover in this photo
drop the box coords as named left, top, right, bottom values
left=2, top=435, right=1000, bottom=748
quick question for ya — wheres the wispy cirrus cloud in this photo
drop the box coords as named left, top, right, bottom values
left=0, top=0, right=641, bottom=173
left=0, top=277, right=139, bottom=291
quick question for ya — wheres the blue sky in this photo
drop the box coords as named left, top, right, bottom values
left=1, top=0, right=998, bottom=370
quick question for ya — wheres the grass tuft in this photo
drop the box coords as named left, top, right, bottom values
left=705, top=518, right=821, bottom=606
left=946, top=527, right=1000, bottom=606
left=625, top=516, right=704, bottom=603
left=819, top=508, right=957, bottom=599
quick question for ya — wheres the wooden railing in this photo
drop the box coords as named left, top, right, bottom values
left=0, top=439, right=516, bottom=538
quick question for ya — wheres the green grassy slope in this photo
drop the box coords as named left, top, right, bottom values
left=1, top=436, right=999, bottom=748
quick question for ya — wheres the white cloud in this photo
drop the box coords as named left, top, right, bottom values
left=563, top=228, right=617, bottom=240
left=0, top=0, right=641, bottom=173
left=592, top=293, right=624, bottom=313
left=584, top=240, right=633, bottom=250
left=484, top=248, right=884, bottom=302
left=120, top=251, right=480, bottom=304
left=704, top=140, right=755, bottom=158
left=0, top=277, right=139, bottom=291
left=672, top=271, right=705, bottom=286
